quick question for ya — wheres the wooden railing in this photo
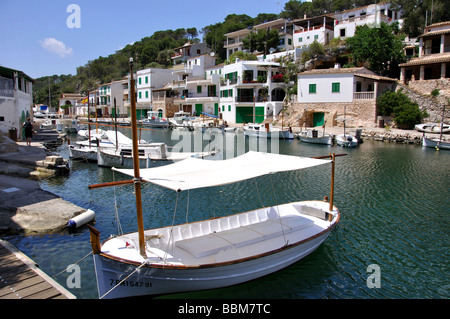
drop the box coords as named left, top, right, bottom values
left=354, top=92, right=375, bottom=100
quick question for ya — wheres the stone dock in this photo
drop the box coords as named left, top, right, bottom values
left=0, top=131, right=86, bottom=234
left=290, top=125, right=447, bottom=145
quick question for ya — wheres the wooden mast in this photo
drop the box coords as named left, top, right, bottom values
left=329, top=153, right=335, bottom=213
left=129, top=58, right=147, bottom=258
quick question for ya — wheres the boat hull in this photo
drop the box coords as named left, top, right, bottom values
left=336, top=134, right=358, bottom=147
left=69, top=145, right=98, bottom=162
left=93, top=229, right=331, bottom=299
left=91, top=200, right=339, bottom=299
left=422, top=136, right=450, bottom=150
left=244, top=130, right=294, bottom=140
left=298, top=134, right=334, bottom=145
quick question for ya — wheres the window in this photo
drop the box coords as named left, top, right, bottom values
left=298, top=37, right=303, bottom=43
left=340, top=28, right=346, bottom=37
left=145, top=91, right=149, bottom=98
left=208, top=85, right=216, bottom=97
left=139, top=91, right=142, bottom=99
left=145, top=76, right=148, bottom=84
left=197, top=86, right=202, bottom=93
left=139, top=77, right=141, bottom=85
left=228, top=105, right=231, bottom=112
left=314, top=35, right=319, bottom=41
left=309, top=84, right=317, bottom=94
left=332, top=82, right=340, bottom=93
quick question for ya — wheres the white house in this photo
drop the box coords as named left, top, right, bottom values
left=224, top=19, right=294, bottom=60
left=292, top=15, right=335, bottom=48
left=171, top=42, right=210, bottom=65
left=0, top=66, right=34, bottom=140
left=332, top=2, right=403, bottom=40
left=297, top=67, right=397, bottom=127
left=213, top=60, right=286, bottom=124
left=135, top=68, right=177, bottom=119
left=168, top=54, right=219, bottom=116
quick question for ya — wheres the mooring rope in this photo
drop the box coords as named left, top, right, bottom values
left=99, top=260, right=148, bottom=299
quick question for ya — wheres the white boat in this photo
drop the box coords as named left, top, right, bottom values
left=169, top=111, right=194, bottom=131
left=64, top=119, right=83, bottom=133
left=415, top=123, right=450, bottom=134
left=69, top=131, right=147, bottom=162
left=243, top=123, right=294, bottom=140
left=88, top=151, right=341, bottom=299
left=336, top=134, right=358, bottom=147
left=40, top=120, right=53, bottom=130
left=97, top=143, right=213, bottom=168
left=422, top=136, right=450, bottom=150
left=140, top=111, right=169, bottom=128
left=77, top=128, right=107, bottom=140
left=297, top=129, right=334, bottom=145
left=87, top=60, right=341, bottom=299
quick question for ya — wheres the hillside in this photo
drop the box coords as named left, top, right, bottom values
left=33, top=0, right=450, bottom=109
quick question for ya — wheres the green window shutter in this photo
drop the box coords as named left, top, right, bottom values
left=332, top=82, right=340, bottom=93
left=228, top=105, right=231, bottom=112
left=145, top=76, right=148, bottom=84
left=229, top=89, right=233, bottom=97
left=145, top=91, right=148, bottom=98
left=139, top=78, right=141, bottom=85
left=197, top=86, right=202, bottom=93
left=309, top=84, right=316, bottom=94
left=139, top=91, right=142, bottom=99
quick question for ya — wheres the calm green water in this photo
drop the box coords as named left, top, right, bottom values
left=2, top=127, right=449, bottom=299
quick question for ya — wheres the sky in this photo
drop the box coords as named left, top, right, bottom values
left=0, top=0, right=289, bottom=79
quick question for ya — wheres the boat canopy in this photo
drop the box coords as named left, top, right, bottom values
left=112, top=151, right=331, bottom=192
left=104, top=131, right=132, bottom=146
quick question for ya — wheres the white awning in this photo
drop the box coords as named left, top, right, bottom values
left=112, top=151, right=331, bottom=192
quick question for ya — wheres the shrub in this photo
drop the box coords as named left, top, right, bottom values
left=377, top=90, right=427, bottom=129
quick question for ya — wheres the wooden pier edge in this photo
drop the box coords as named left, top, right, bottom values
left=0, top=239, right=77, bottom=299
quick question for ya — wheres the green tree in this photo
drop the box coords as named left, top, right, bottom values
left=391, top=0, right=450, bottom=37
left=377, top=90, right=427, bottom=129
left=242, top=29, right=280, bottom=54
left=346, top=22, right=406, bottom=77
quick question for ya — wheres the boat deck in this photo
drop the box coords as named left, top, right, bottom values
left=0, top=239, right=76, bottom=299
left=100, top=201, right=338, bottom=267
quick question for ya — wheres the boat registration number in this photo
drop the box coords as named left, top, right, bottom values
left=109, top=279, right=152, bottom=288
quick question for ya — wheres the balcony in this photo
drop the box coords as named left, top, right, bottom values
left=354, top=92, right=374, bottom=100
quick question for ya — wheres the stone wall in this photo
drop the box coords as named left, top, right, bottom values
left=282, top=100, right=378, bottom=128
left=397, top=81, right=449, bottom=123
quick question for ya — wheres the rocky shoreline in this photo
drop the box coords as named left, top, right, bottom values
left=289, top=125, right=447, bottom=145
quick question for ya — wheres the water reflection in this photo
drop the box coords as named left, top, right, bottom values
left=3, top=127, right=450, bottom=299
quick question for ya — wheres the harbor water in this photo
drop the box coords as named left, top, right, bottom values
left=2, top=126, right=449, bottom=299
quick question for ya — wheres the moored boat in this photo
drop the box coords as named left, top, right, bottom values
left=336, top=134, right=358, bottom=147
left=140, top=111, right=169, bottom=128
left=297, top=129, right=334, bottom=145
left=415, top=123, right=450, bottom=134
left=243, top=123, right=294, bottom=140
left=422, top=135, right=450, bottom=150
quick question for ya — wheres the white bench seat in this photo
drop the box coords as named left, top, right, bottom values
left=175, top=215, right=315, bottom=259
